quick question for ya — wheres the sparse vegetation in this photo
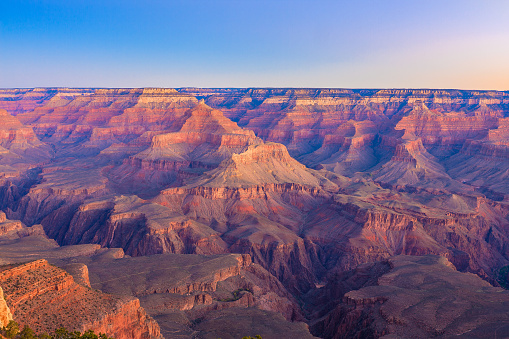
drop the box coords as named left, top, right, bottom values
left=1, top=321, right=114, bottom=339
left=497, top=265, right=509, bottom=289
left=217, top=288, right=253, bottom=302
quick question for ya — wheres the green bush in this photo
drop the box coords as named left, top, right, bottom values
left=17, top=326, right=36, bottom=339
left=3, top=321, right=19, bottom=339
left=0, top=321, right=113, bottom=339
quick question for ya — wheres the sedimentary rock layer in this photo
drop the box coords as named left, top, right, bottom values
left=0, top=259, right=161, bottom=339
left=1, top=87, right=509, bottom=338
left=309, top=255, right=509, bottom=338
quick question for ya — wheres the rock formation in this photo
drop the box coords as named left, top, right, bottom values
left=1, top=87, right=509, bottom=338
left=60, top=252, right=312, bottom=338
left=309, top=255, right=509, bottom=338
left=0, top=285, right=13, bottom=328
left=0, top=259, right=161, bottom=339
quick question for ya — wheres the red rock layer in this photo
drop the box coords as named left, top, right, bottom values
left=0, top=286, right=12, bottom=327
left=0, top=259, right=161, bottom=339
left=179, top=88, right=509, bottom=157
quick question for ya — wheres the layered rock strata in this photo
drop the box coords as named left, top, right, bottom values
left=64, top=252, right=312, bottom=338
left=0, top=259, right=161, bottom=339
left=1, top=87, right=509, bottom=338
left=309, top=255, right=509, bottom=338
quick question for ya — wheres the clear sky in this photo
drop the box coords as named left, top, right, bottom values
left=1, top=0, right=509, bottom=90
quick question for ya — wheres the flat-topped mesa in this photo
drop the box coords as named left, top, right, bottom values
left=154, top=142, right=337, bottom=210
left=151, top=142, right=336, bottom=293
left=182, top=88, right=509, bottom=113
left=131, top=88, right=199, bottom=112
left=108, top=89, right=198, bottom=127
left=125, top=103, right=262, bottom=177
left=177, top=88, right=509, bottom=160
left=8, top=88, right=200, bottom=147
left=181, top=142, right=333, bottom=190
left=15, top=90, right=141, bottom=137
left=0, top=259, right=162, bottom=339
left=230, top=142, right=300, bottom=167
left=149, top=102, right=259, bottom=149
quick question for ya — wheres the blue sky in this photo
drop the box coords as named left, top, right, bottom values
left=1, top=0, right=509, bottom=89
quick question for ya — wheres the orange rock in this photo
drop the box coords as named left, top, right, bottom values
left=0, top=259, right=161, bottom=339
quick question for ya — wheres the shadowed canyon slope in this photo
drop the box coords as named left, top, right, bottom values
left=307, top=255, right=509, bottom=338
left=1, top=87, right=509, bottom=338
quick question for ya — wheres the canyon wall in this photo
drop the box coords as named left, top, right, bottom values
left=0, top=259, right=161, bottom=339
left=1, top=87, right=509, bottom=338
left=0, top=285, right=13, bottom=328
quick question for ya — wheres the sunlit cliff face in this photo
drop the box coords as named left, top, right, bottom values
left=1, top=87, right=509, bottom=338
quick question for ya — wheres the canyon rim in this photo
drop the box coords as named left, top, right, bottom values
left=0, top=87, right=509, bottom=338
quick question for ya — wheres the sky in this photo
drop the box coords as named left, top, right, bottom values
left=1, top=0, right=509, bottom=90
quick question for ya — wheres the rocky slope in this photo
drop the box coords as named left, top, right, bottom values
left=0, top=213, right=161, bottom=338
left=308, top=255, right=509, bottom=338
left=0, top=212, right=316, bottom=338
left=0, top=259, right=161, bottom=339
left=0, top=109, right=53, bottom=177
left=59, top=252, right=314, bottom=338
left=1, top=87, right=509, bottom=338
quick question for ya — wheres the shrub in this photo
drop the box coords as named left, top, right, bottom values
left=0, top=322, right=113, bottom=339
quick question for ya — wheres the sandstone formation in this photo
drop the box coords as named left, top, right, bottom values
left=0, top=285, right=13, bottom=328
left=0, top=259, right=161, bottom=339
left=0, top=109, right=53, bottom=178
left=309, top=255, right=509, bottom=338
left=1, top=87, right=509, bottom=338
left=60, top=252, right=312, bottom=338
left=111, top=101, right=262, bottom=195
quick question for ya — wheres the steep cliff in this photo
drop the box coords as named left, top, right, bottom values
left=179, top=88, right=509, bottom=154
left=60, top=252, right=312, bottom=338
left=0, top=285, right=13, bottom=328
left=0, top=259, right=161, bottom=339
left=310, top=255, right=509, bottom=338
left=111, top=101, right=262, bottom=193
left=1, top=87, right=509, bottom=338
left=0, top=109, right=53, bottom=174
left=446, top=117, right=509, bottom=196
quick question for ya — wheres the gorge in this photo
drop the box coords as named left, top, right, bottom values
left=1, top=87, right=509, bottom=338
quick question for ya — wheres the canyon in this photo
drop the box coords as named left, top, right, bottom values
left=0, top=87, right=509, bottom=338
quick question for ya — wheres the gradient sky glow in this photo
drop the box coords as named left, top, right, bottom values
left=1, top=0, right=509, bottom=90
